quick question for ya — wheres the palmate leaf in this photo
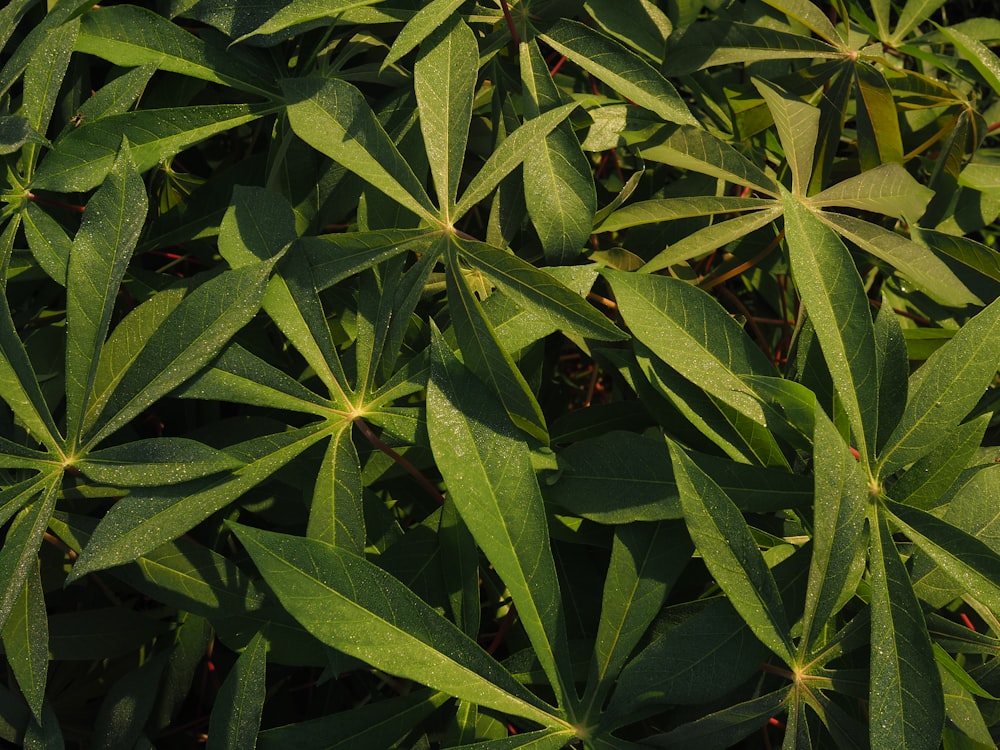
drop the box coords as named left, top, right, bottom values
left=66, top=423, right=332, bottom=581
left=75, top=438, right=244, bottom=487
left=782, top=192, right=878, bottom=464
left=84, top=257, right=278, bottom=448
left=228, top=523, right=564, bottom=729
left=877, top=294, right=1000, bottom=478
left=869, top=505, right=944, bottom=750
left=427, top=328, right=576, bottom=713
left=414, top=15, right=477, bottom=218
left=32, top=103, right=276, bottom=192
left=64, top=141, right=145, bottom=449
left=668, top=441, right=794, bottom=664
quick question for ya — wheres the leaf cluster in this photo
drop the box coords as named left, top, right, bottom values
left=1, top=0, right=1000, bottom=747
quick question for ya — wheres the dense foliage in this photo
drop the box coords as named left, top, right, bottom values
left=1, top=0, right=999, bottom=746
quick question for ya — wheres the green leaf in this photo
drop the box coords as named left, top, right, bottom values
left=597, top=196, right=776, bottom=233
left=817, top=212, right=979, bottom=308
left=22, top=203, right=70, bottom=285
left=888, top=414, right=989, bottom=509
left=92, top=652, right=168, bottom=750
left=798, top=407, right=866, bottom=653
left=75, top=438, right=244, bottom=487
left=86, top=259, right=277, bottom=448
left=891, top=0, right=948, bottom=44
left=520, top=40, right=596, bottom=265
left=873, top=296, right=909, bottom=453
left=233, top=0, right=382, bottom=43
left=82, top=288, right=186, bottom=435
left=886, top=499, right=1000, bottom=620
left=21, top=19, right=76, bottom=174
left=257, top=690, right=450, bottom=749
left=73, top=63, right=157, bottom=124
left=76, top=5, right=277, bottom=96
left=640, top=207, right=784, bottom=274
left=0, top=477, right=59, bottom=634
left=0, top=0, right=93, bottom=101
left=939, top=25, right=1000, bottom=96
left=228, top=523, right=564, bottom=727
left=782, top=192, right=878, bottom=463
left=808, top=163, right=933, bottom=220
left=854, top=61, right=904, bottom=168
left=64, top=140, right=146, bottom=449
left=174, top=343, right=334, bottom=415
left=605, top=269, right=776, bottom=425
left=455, top=102, right=581, bottom=218
left=877, top=295, right=1000, bottom=477
left=0, top=298, right=62, bottom=454
left=644, top=687, right=792, bottom=749
left=415, top=16, right=477, bottom=216
left=608, top=552, right=806, bottom=718
left=207, top=632, right=266, bottom=750
left=459, top=238, right=625, bottom=341
left=583, top=521, right=692, bottom=712
left=306, top=426, right=365, bottom=556
left=641, top=126, right=779, bottom=195
left=869, top=506, right=944, bottom=750
left=427, top=328, right=575, bottom=712
left=662, top=21, right=841, bottom=76
left=547, top=430, right=812, bottom=523
left=754, top=79, right=819, bottom=194
left=759, top=0, right=841, bottom=42
left=383, top=0, right=466, bottom=70
left=302, top=229, right=437, bottom=290
left=440, top=730, right=577, bottom=749
left=668, top=440, right=794, bottom=663
left=446, top=244, right=547, bottom=442
left=540, top=20, right=696, bottom=127
left=0, top=558, right=46, bottom=723
left=913, top=228, right=1000, bottom=286
left=0, top=115, right=48, bottom=155
left=32, top=103, right=274, bottom=192
left=66, top=424, right=330, bottom=580
left=439, top=496, right=480, bottom=637
left=283, top=77, right=437, bottom=223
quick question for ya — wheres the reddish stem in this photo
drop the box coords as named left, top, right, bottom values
left=498, top=0, right=520, bottom=45
left=354, top=417, right=444, bottom=505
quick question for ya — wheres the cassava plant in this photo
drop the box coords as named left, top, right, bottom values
left=1, top=0, right=999, bottom=747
